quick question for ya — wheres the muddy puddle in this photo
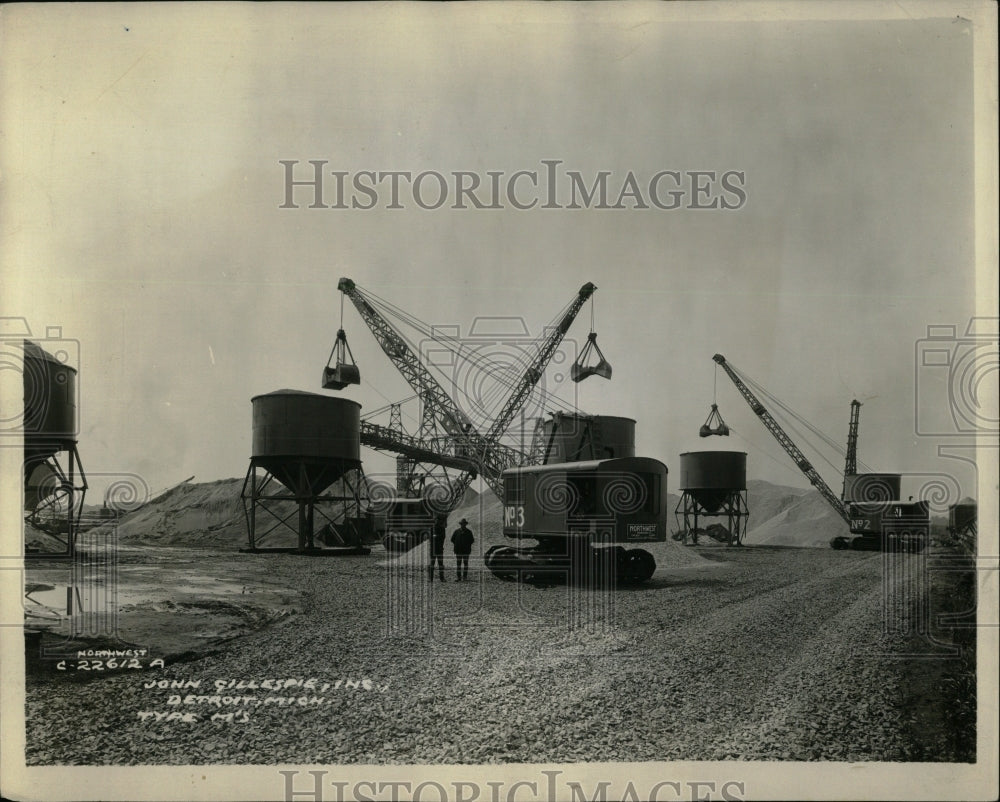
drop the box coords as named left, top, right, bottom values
left=24, top=545, right=303, bottom=667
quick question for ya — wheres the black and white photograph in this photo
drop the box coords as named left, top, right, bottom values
left=1, top=3, right=997, bottom=801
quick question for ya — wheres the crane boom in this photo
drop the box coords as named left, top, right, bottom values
left=712, top=354, right=851, bottom=525
left=842, top=400, right=861, bottom=497
left=444, top=283, right=596, bottom=499
left=483, top=283, right=596, bottom=444
left=338, top=278, right=479, bottom=440
left=337, top=278, right=593, bottom=503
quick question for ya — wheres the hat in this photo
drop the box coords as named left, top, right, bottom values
left=459, top=518, right=468, bottom=525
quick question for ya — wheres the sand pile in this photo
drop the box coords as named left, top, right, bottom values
left=107, top=475, right=391, bottom=548
left=110, top=478, right=250, bottom=547
left=635, top=537, right=714, bottom=567
left=109, top=478, right=363, bottom=548
left=746, top=479, right=811, bottom=532
left=744, top=491, right=850, bottom=548
left=78, top=472, right=847, bottom=554
left=24, top=522, right=68, bottom=553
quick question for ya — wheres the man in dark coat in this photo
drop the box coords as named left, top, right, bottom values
left=429, top=515, right=447, bottom=582
left=451, top=518, right=475, bottom=581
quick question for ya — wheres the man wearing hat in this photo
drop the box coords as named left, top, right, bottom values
left=451, top=517, right=475, bottom=581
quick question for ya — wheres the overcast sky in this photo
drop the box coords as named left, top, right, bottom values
left=2, top=4, right=994, bottom=513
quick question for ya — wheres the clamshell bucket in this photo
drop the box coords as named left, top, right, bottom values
left=699, top=403, right=730, bottom=437
left=323, top=364, right=360, bottom=390
left=322, top=329, right=361, bottom=390
left=571, top=332, right=612, bottom=382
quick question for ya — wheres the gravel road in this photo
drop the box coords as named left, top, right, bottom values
left=24, top=545, right=968, bottom=765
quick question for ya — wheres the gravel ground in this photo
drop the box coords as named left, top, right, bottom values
left=24, top=545, right=970, bottom=765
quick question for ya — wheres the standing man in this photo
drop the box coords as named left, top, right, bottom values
left=451, top=517, right=475, bottom=581
left=429, top=514, right=447, bottom=582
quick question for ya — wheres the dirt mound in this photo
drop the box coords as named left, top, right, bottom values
left=93, top=473, right=845, bottom=553
left=111, top=478, right=251, bottom=547
left=744, top=491, right=850, bottom=548
left=635, top=538, right=716, bottom=567
left=746, top=479, right=812, bottom=532
left=112, top=479, right=340, bottom=548
left=668, top=479, right=822, bottom=547
left=24, top=522, right=70, bottom=554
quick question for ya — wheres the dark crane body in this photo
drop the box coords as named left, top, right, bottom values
left=332, top=278, right=664, bottom=583
left=713, top=356, right=928, bottom=552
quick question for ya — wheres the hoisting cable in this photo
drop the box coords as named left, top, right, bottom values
left=361, top=394, right=418, bottom=421
left=350, top=289, right=494, bottom=432
left=738, top=369, right=844, bottom=469
left=727, top=359, right=867, bottom=476
left=350, top=283, right=590, bottom=449
left=325, top=292, right=345, bottom=368
left=727, top=426, right=809, bottom=481
left=476, top=292, right=594, bottom=419
left=473, top=296, right=584, bottom=419
left=358, top=283, right=581, bottom=421
left=360, top=284, right=542, bottom=398
left=732, top=360, right=849, bottom=458
left=759, top=380, right=867, bottom=472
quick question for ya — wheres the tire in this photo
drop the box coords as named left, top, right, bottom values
left=623, top=549, right=656, bottom=582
